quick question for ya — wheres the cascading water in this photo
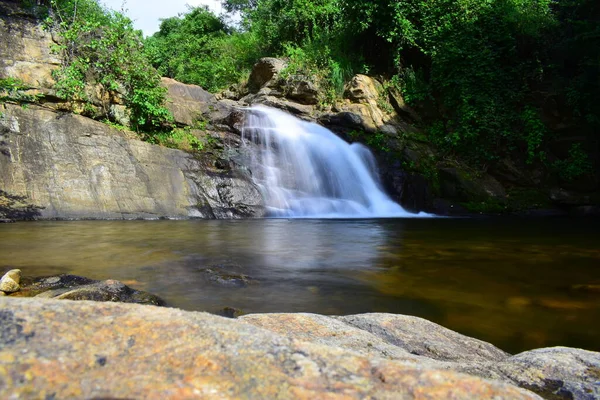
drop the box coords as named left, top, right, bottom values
left=242, top=105, right=427, bottom=218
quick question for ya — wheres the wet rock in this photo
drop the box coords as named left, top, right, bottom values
left=0, top=269, right=21, bottom=293
left=439, top=167, right=506, bottom=202
left=200, top=265, right=256, bottom=288
left=218, top=306, right=244, bottom=318
left=0, top=298, right=541, bottom=399
left=11, top=274, right=165, bottom=306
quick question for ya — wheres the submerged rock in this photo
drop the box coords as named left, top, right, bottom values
left=199, top=264, right=257, bottom=288
left=8, top=274, right=165, bottom=306
left=0, top=297, right=541, bottom=399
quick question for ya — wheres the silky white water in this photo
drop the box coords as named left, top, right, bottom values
left=242, top=106, right=427, bottom=218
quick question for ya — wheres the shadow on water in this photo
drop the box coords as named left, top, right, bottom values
left=0, top=217, right=599, bottom=354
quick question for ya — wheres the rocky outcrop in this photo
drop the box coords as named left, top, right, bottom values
left=0, top=297, right=546, bottom=399
left=3, top=272, right=166, bottom=306
left=161, top=77, right=217, bottom=127
left=0, top=103, right=264, bottom=219
left=247, top=57, right=288, bottom=92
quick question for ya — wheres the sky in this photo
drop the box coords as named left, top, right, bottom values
left=101, top=0, right=227, bottom=37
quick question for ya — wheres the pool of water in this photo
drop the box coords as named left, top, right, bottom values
left=1, top=218, right=598, bottom=354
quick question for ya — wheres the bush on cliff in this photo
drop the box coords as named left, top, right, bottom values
left=44, top=0, right=172, bottom=132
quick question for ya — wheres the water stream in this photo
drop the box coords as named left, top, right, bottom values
left=242, top=106, right=426, bottom=218
left=1, top=218, right=598, bottom=354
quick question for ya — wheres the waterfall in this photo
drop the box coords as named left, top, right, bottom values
left=242, top=106, right=427, bottom=218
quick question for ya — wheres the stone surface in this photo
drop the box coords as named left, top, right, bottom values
left=498, top=347, right=600, bottom=400
left=241, top=313, right=600, bottom=400
left=283, top=78, right=319, bottom=105
left=0, top=268, right=21, bottom=293
left=0, top=104, right=264, bottom=219
left=0, top=2, right=60, bottom=90
left=344, top=74, right=382, bottom=103
left=337, top=313, right=510, bottom=363
left=0, top=297, right=541, bottom=399
left=247, top=57, right=288, bottom=92
left=161, top=77, right=216, bottom=126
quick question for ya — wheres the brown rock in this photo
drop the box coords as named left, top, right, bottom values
left=0, top=297, right=540, bottom=399
left=344, top=74, right=383, bottom=103
left=161, top=77, right=216, bottom=126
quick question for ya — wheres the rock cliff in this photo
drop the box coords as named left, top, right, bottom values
left=0, top=3, right=264, bottom=220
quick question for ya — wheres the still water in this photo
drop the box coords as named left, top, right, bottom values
left=0, top=218, right=598, bottom=354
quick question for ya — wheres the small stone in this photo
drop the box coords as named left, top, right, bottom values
left=0, top=291, right=6, bottom=296
left=0, top=269, right=21, bottom=293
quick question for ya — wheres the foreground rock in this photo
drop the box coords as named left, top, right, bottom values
left=4, top=273, right=165, bottom=306
left=241, top=313, right=600, bottom=400
left=0, top=297, right=541, bottom=399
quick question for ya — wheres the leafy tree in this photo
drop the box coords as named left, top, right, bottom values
left=144, top=6, right=261, bottom=92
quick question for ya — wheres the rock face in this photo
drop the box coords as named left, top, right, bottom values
left=0, top=1, right=59, bottom=92
left=0, top=4, right=265, bottom=220
left=0, top=104, right=264, bottom=219
left=0, top=297, right=544, bottom=399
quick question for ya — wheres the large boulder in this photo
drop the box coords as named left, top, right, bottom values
left=247, top=57, right=288, bottom=92
left=0, top=104, right=264, bottom=219
left=337, top=74, right=399, bottom=134
left=161, top=77, right=216, bottom=126
left=0, top=297, right=542, bottom=399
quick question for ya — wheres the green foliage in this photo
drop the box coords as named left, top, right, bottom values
left=46, top=0, right=172, bottom=132
left=522, top=106, right=546, bottom=164
left=347, top=130, right=390, bottom=153
left=145, top=6, right=262, bottom=92
left=552, top=143, right=593, bottom=181
left=0, top=78, right=43, bottom=103
left=147, top=127, right=204, bottom=151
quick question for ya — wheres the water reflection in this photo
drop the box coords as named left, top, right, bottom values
left=0, top=218, right=599, bottom=354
